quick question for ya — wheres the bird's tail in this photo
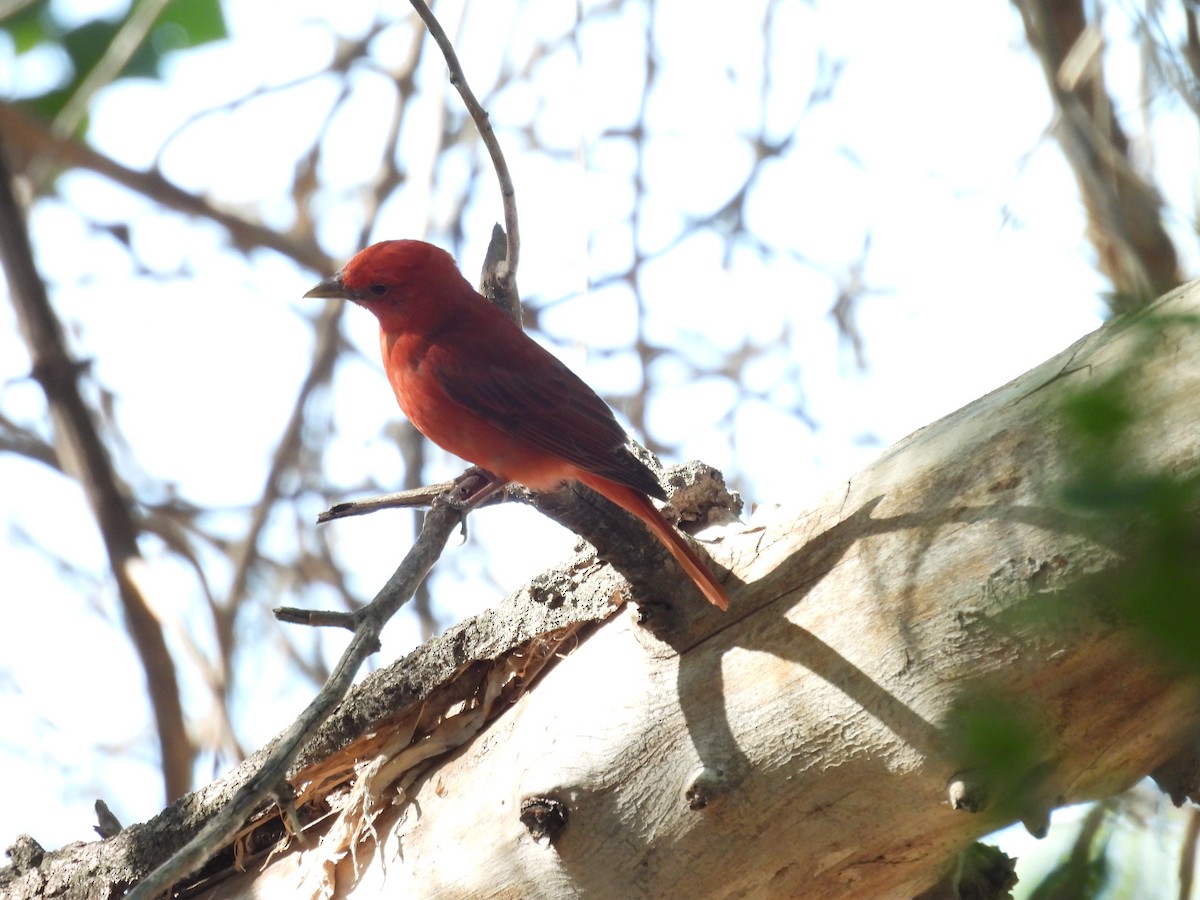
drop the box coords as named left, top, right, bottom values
left=580, top=475, right=730, bottom=611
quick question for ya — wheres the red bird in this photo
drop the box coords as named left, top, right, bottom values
left=305, top=239, right=729, bottom=611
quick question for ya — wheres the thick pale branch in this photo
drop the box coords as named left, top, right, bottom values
left=206, top=280, right=1200, bottom=897
left=11, top=275, right=1200, bottom=894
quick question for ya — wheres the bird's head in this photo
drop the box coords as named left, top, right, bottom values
left=304, top=240, right=467, bottom=321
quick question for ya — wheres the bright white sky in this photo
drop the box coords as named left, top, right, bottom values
left=1, top=0, right=1197, bottom=887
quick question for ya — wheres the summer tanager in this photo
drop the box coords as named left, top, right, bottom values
left=305, top=239, right=729, bottom=610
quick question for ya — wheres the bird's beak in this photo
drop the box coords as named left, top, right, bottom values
left=304, top=272, right=352, bottom=301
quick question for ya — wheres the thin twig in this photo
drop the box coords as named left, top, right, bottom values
left=154, top=44, right=373, bottom=172
left=0, top=412, right=60, bottom=469
left=317, top=481, right=456, bottom=522
left=126, top=503, right=462, bottom=899
left=318, top=466, right=506, bottom=523
left=408, top=0, right=520, bottom=295
left=273, top=606, right=359, bottom=631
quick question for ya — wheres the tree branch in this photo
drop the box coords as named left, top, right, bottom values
left=1013, top=0, right=1182, bottom=313
left=0, top=135, right=193, bottom=801
left=317, top=480, right=458, bottom=522
left=0, top=101, right=330, bottom=272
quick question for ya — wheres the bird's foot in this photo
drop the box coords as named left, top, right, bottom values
left=436, top=466, right=510, bottom=512
left=433, top=468, right=509, bottom=542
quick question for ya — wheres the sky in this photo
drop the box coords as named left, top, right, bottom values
left=1, top=0, right=1198, bottom=890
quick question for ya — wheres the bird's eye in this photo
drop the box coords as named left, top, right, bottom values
left=368, top=285, right=387, bottom=296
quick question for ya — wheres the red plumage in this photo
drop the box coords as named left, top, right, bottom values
left=306, top=239, right=729, bottom=610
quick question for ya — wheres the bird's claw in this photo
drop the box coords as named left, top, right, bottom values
left=430, top=468, right=509, bottom=543
left=435, top=466, right=509, bottom=511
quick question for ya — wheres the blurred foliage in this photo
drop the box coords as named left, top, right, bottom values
left=1059, top=317, right=1200, bottom=677
left=946, top=688, right=1047, bottom=829
left=6, top=0, right=227, bottom=123
left=1027, top=839, right=1110, bottom=900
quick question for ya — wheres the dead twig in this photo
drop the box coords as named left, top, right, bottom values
left=409, top=0, right=521, bottom=318
left=317, top=481, right=458, bottom=523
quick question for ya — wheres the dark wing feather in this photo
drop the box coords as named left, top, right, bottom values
left=432, top=338, right=667, bottom=500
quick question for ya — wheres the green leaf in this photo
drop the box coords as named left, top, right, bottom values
left=4, top=0, right=54, bottom=53
left=5, top=0, right=228, bottom=117
left=126, top=0, right=230, bottom=76
left=155, top=0, right=227, bottom=48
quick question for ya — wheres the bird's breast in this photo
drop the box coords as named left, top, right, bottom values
left=379, top=329, right=569, bottom=489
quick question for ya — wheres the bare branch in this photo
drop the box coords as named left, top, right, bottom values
left=273, top=607, right=359, bottom=631
left=1013, top=0, right=1182, bottom=313
left=317, top=481, right=457, bottom=522
left=319, top=465, right=512, bottom=525
left=409, top=0, right=520, bottom=294
left=0, top=136, right=193, bottom=800
left=0, top=102, right=330, bottom=271
left=0, top=413, right=58, bottom=469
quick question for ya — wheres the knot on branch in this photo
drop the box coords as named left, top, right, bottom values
left=519, top=796, right=568, bottom=847
left=683, top=764, right=730, bottom=811
left=661, top=461, right=743, bottom=528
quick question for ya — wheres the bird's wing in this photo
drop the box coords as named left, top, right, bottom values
left=430, top=338, right=667, bottom=500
